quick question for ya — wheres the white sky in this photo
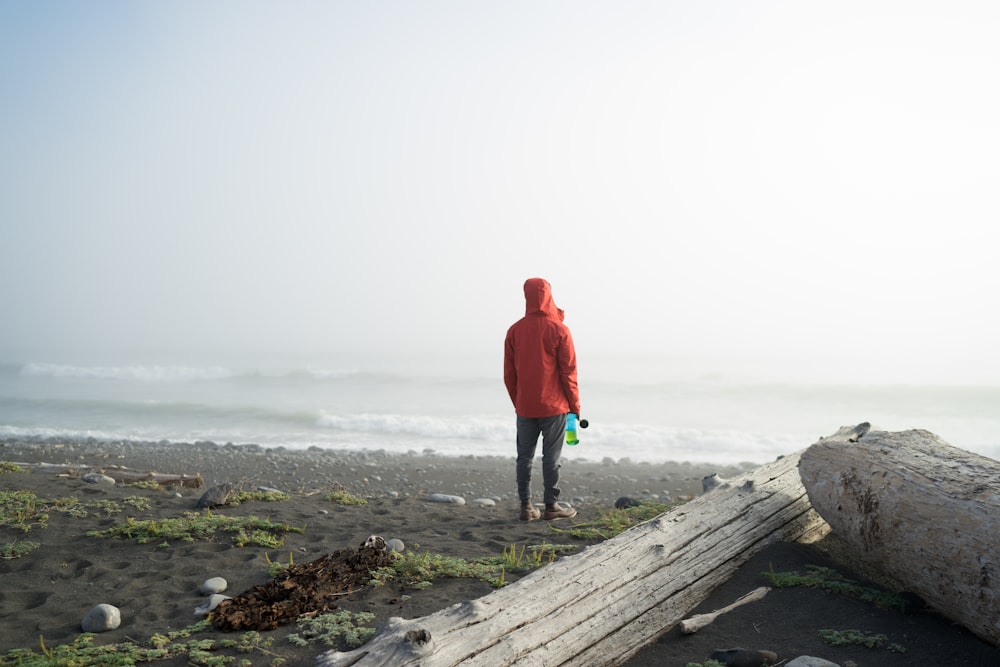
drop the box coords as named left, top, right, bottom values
left=1, top=1, right=998, bottom=384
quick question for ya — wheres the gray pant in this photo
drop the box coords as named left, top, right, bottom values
left=516, top=414, right=567, bottom=505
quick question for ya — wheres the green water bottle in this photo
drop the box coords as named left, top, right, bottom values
left=566, top=413, right=580, bottom=446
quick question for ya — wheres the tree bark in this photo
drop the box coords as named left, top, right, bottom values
left=318, top=451, right=829, bottom=667
left=799, top=426, right=1000, bottom=647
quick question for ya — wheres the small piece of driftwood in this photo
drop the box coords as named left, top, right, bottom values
left=679, top=586, right=771, bottom=634
left=10, top=462, right=204, bottom=489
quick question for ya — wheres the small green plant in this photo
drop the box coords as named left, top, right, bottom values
left=233, top=490, right=290, bottom=504
left=371, top=542, right=576, bottom=590
left=87, top=509, right=304, bottom=547
left=124, top=479, right=162, bottom=490
left=0, top=462, right=27, bottom=474
left=92, top=499, right=123, bottom=517
left=0, top=618, right=311, bottom=666
left=287, top=610, right=378, bottom=648
left=1, top=489, right=155, bottom=528
left=124, top=495, right=152, bottom=512
left=371, top=549, right=504, bottom=588
left=549, top=500, right=682, bottom=540
left=765, top=564, right=909, bottom=611
left=0, top=489, right=48, bottom=532
left=266, top=550, right=296, bottom=577
left=818, top=628, right=908, bottom=653
left=1, top=621, right=213, bottom=666
left=0, top=540, right=39, bottom=560
left=324, top=485, right=367, bottom=505
left=490, top=543, right=573, bottom=570
left=55, top=499, right=90, bottom=519
left=819, top=628, right=887, bottom=648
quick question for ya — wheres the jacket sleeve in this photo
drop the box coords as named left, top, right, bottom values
left=557, top=326, right=581, bottom=415
left=503, top=329, right=518, bottom=408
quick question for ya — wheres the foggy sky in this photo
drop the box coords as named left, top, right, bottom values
left=2, top=1, right=998, bottom=384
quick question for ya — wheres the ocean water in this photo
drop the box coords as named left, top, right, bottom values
left=0, top=360, right=997, bottom=466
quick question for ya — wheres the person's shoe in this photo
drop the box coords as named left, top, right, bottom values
left=519, top=504, right=541, bottom=521
left=544, top=503, right=577, bottom=520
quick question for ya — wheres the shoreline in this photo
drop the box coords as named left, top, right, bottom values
left=0, top=436, right=760, bottom=503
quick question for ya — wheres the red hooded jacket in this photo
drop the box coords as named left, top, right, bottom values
left=504, top=278, right=581, bottom=418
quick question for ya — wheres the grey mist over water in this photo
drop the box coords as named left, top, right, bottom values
left=1, top=3, right=998, bottom=462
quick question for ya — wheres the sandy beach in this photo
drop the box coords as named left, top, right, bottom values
left=1, top=437, right=996, bottom=666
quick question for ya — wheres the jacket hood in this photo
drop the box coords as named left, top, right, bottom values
left=523, top=277, right=564, bottom=321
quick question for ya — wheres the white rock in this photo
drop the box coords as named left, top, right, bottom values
left=786, top=657, right=840, bottom=667
left=200, top=577, right=228, bottom=595
left=81, top=604, right=121, bottom=632
left=386, top=538, right=405, bottom=553
left=81, top=473, right=116, bottom=485
left=427, top=493, right=465, bottom=505
left=471, top=498, right=496, bottom=506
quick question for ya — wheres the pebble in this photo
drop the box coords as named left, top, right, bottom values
left=427, top=493, right=465, bottom=505
left=709, top=648, right=779, bottom=667
left=471, top=498, right=496, bottom=507
left=197, top=483, right=236, bottom=509
left=81, top=473, right=116, bottom=485
left=194, top=594, right=232, bottom=616
left=200, top=577, right=228, bottom=595
left=386, top=538, right=405, bottom=553
left=81, top=604, right=121, bottom=632
left=786, top=658, right=840, bottom=667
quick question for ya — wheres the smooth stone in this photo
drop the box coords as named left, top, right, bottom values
left=386, top=538, right=405, bottom=553
left=194, top=594, right=232, bottom=615
left=200, top=577, right=228, bottom=595
left=81, top=473, right=116, bottom=485
left=471, top=498, right=496, bottom=507
left=81, top=604, right=121, bottom=632
left=709, top=648, right=779, bottom=667
left=257, top=486, right=283, bottom=494
left=786, top=658, right=840, bottom=667
left=197, top=483, right=235, bottom=509
left=427, top=493, right=465, bottom=505
left=614, top=496, right=639, bottom=509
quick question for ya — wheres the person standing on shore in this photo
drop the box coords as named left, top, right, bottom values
left=504, top=277, right=580, bottom=521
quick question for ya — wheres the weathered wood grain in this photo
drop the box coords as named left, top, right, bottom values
left=799, top=427, right=1000, bottom=646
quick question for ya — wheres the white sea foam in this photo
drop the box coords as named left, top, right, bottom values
left=2, top=360, right=998, bottom=465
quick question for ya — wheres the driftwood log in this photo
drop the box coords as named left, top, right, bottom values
left=799, top=425, right=1000, bottom=646
left=10, top=462, right=204, bottom=488
left=318, top=451, right=829, bottom=667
